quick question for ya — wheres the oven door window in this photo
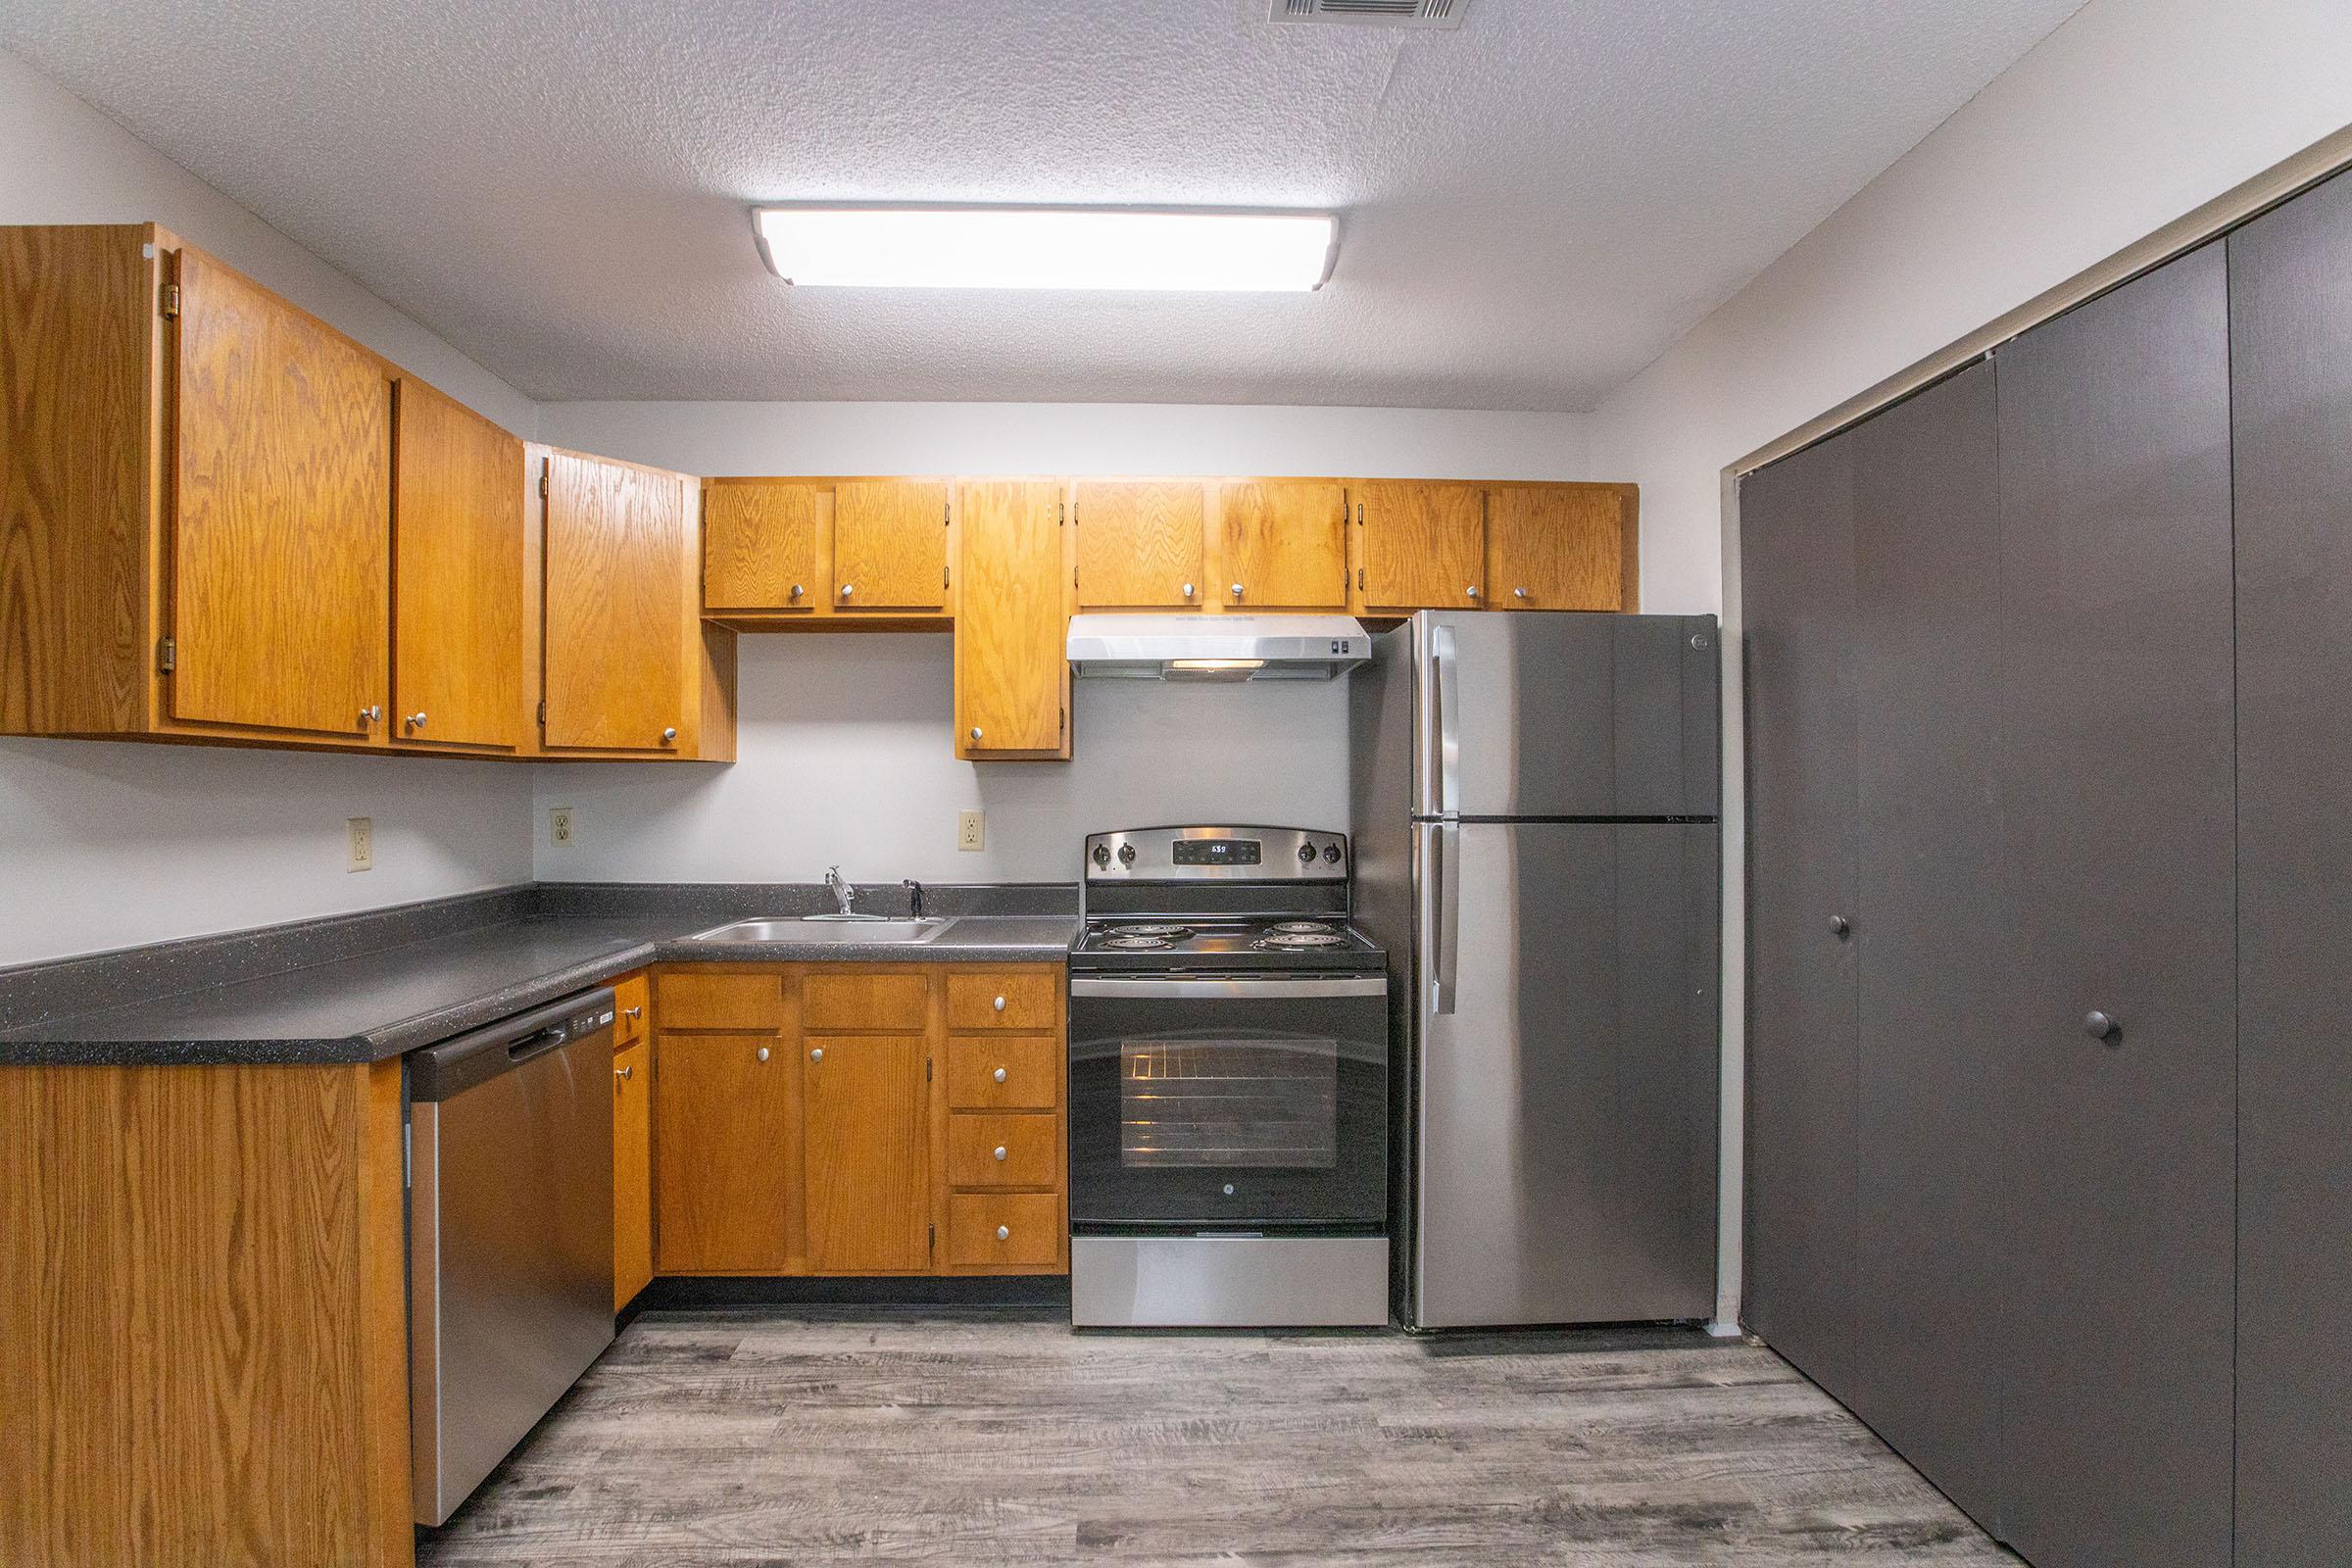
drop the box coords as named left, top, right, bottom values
left=1122, top=1037, right=1339, bottom=1170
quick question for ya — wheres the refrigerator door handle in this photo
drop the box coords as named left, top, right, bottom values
left=1431, top=820, right=1460, bottom=1015
left=1432, top=621, right=1461, bottom=817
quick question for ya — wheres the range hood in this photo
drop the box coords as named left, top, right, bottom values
left=1066, top=614, right=1372, bottom=681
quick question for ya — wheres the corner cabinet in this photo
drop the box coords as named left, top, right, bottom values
left=956, top=480, right=1070, bottom=760
left=650, top=962, right=1067, bottom=1278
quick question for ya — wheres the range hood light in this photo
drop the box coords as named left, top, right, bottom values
left=1168, top=659, right=1266, bottom=672
left=1067, top=614, right=1371, bottom=680
left=752, top=206, right=1340, bottom=292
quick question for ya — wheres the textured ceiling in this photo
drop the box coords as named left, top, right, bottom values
left=3, top=0, right=2085, bottom=410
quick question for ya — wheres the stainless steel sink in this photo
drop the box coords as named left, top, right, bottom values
left=685, top=917, right=956, bottom=945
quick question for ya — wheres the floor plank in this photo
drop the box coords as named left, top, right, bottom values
left=417, top=1307, right=2017, bottom=1567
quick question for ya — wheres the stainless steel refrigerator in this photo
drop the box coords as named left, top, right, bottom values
left=1349, top=611, right=1721, bottom=1329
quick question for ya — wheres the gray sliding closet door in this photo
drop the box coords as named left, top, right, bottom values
left=2229, top=167, right=2352, bottom=1566
left=1848, top=361, right=2009, bottom=1532
left=1737, top=431, right=1859, bottom=1400
left=1993, top=243, right=2236, bottom=1568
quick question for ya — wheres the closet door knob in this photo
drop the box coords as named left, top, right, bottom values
left=1829, top=914, right=1851, bottom=938
left=2083, top=1010, right=2119, bottom=1042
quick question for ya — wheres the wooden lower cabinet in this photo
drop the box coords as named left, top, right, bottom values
left=612, top=1035, right=654, bottom=1308
left=649, top=961, right=1065, bottom=1278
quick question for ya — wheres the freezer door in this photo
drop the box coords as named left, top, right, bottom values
left=1412, top=819, right=1719, bottom=1327
left=1411, top=612, right=1720, bottom=819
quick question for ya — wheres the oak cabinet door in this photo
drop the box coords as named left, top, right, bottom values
left=1216, top=480, right=1348, bottom=610
left=832, top=479, right=948, bottom=611
left=612, top=1037, right=654, bottom=1307
left=1486, top=485, right=1629, bottom=611
left=391, top=377, right=520, bottom=750
left=170, top=246, right=391, bottom=738
left=1074, top=480, right=1205, bottom=609
left=803, top=1035, right=929, bottom=1273
left=704, top=479, right=822, bottom=612
left=956, top=480, right=1067, bottom=758
left=654, top=1033, right=793, bottom=1273
left=542, top=451, right=693, bottom=752
left=1355, top=480, right=1484, bottom=611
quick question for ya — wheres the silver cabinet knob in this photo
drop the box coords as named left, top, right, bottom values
left=406, top=711, right=428, bottom=730
left=993, top=1146, right=1008, bottom=1161
left=993, top=1066, right=1007, bottom=1083
left=1465, top=585, right=1481, bottom=599
left=359, top=705, right=381, bottom=724
left=993, top=995, right=1007, bottom=1012
left=662, top=726, right=679, bottom=743
left=809, top=1047, right=823, bottom=1061
left=623, top=1005, right=642, bottom=1019
left=1231, top=582, right=1245, bottom=599
left=1830, top=914, right=1851, bottom=938
left=789, top=582, right=805, bottom=600
left=839, top=582, right=855, bottom=598
left=969, top=726, right=983, bottom=742
left=996, top=1225, right=1010, bottom=1241
left=1512, top=587, right=1528, bottom=600
left=1181, top=582, right=1196, bottom=598
left=756, top=1047, right=769, bottom=1062
left=614, top=1063, right=632, bottom=1081
left=2084, top=1010, right=2119, bottom=1042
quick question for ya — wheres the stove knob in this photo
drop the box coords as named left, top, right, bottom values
left=1091, top=844, right=1111, bottom=868
left=1323, top=844, right=1343, bottom=863
left=1298, top=843, right=1317, bottom=864
left=1116, top=843, right=1137, bottom=866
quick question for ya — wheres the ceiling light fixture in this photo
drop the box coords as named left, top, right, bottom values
left=751, top=206, right=1339, bottom=292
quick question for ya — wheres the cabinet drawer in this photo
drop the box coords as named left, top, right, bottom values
left=613, top=972, right=650, bottom=1045
left=803, top=971, right=930, bottom=1032
left=945, top=1036, right=1063, bottom=1110
left=655, top=969, right=784, bottom=1031
left=948, top=1112, right=1059, bottom=1189
left=945, top=1193, right=1061, bottom=1269
left=947, top=969, right=1059, bottom=1031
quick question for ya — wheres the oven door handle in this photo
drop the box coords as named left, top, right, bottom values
left=1067, top=976, right=1389, bottom=1000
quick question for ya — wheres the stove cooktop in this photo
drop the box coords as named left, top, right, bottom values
left=1070, top=917, right=1385, bottom=973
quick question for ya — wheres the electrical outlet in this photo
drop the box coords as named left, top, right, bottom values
left=956, top=809, right=984, bottom=852
left=346, top=816, right=373, bottom=873
left=550, top=807, right=575, bottom=848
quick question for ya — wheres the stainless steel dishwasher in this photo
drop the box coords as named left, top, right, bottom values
left=409, top=987, right=616, bottom=1526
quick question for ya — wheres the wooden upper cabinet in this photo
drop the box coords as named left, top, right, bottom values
left=391, top=376, right=522, bottom=749
left=170, top=246, right=392, bottom=739
left=1354, top=480, right=1485, bottom=611
left=540, top=449, right=699, bottom=754
left=956, top=480, right=1068, bottom=759
left=832, top=479, right=948, bottom=611
left=704, top=478, right=822, bottom=612
left=1074, top=480, right=1206, bottom=609
left=803, top=1034, right=931, bottom=1273
left=1486, top=484, right=1636, bottom=612
left=1217, top=480, right=1349, bottom=610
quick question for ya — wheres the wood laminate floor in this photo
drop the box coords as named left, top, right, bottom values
left=417, top=1307, right=2018, bottom=1567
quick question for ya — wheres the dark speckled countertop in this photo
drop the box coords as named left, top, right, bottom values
left=0, top=885, right=1078, bottom=1067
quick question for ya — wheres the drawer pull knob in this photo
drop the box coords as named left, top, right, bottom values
left=756, top=1047, right=769, bottom=1063
left=623, top=1005, right=642, bottom=1019
left=994, top=1145, right=1008, bottom=1161
left=997, top=1225, right=1010, bottom=1241
left=993, top=1066, right=1008, bottom=1083
left=614, top=1064, right=632, bottom=1081
left=809, top=1047, right=823, bottom=1062
left=993, top=995, right=1007, bottom=1011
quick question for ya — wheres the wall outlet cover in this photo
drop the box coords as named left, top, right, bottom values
left=550, top=807, right=575, bottom=848
left=346, top=816, right=373, bottom=873
left=956, top=809, right=984, bottom=852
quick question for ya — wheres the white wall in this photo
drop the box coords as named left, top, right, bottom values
left=1587, top=0, right=2352, bottom=1324
left=0, top=48, right=539, bottom=967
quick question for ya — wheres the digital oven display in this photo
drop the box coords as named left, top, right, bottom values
left=1173, top=839, right=1260, bottom=866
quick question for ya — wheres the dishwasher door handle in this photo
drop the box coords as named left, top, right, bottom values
left=505, top=1025, right=569, bottom=1063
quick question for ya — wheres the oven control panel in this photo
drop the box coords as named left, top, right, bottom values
left=1086, top=825, right=1348, bottom=880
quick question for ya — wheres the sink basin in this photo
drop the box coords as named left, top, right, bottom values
left=686, top=917, right=955, bottom=945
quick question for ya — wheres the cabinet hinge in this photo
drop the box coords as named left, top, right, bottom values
left=925, top=1057, right=933, bottom=1083
left=1059, top=706, right=1066, bottom=738
left=159, top=281, right=180, bottom=319
left=1357, top=566, right=1365, bottom=590
left=155, top=636, right=176, bottom=673
left=1059, top=501, right=1066, bottom=525
left=943, top=564, right=950, bottom=590
left=928, top=1223, right=936, bottom=1255
left=536, top=700, right=547, bottom=726
left=537, top=468, right=549, bottom=500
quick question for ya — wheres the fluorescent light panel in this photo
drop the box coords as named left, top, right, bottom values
left=753, top=207, right=1337, bottom=291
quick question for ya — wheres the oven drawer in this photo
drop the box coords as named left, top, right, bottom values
left=945, top=1193, right=1061, bottom=1268
left=949, top=1111, right=1058, bottom=1188
left=946, top=1036, right=1063, bottom=1110
left=947, top=969, right=1058, bottom=1031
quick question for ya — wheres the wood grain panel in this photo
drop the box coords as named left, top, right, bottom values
left=703, top=479, right=823, bottom=612
left=803, top=1034, right=930, bottom=1272
left=1216, top=480, right=1348, bottom=610
left=1486, top=484, right=1625, bottom=611
left=1354, top=480, right=1484, bottom=611
left=1074, top=480, right=1204, bottom=608
left=542, top=450, right=691, bottom=751
left=804, top=970, right=929, bottom=1032
left=612, top=1037, right=654, bottom=1308
left=832, top=479, right=947, bottom=610
left=0, top=223, right=153, bottom=735
left=945, top=1034, right=1063, bottom=1110
left=943, top=1192, right=1061, bottom=1270
left=947, top=1111, right=1058, bottom=1188
left=653, top=1033, right=794, bottom=1273
left=391, top=376, right=521, bottom=749
left=946, top=967, right=1059, bottom=1031
left=653, top=968, right=784, bottom=1032
left=0, top=1059, right=414, bottom=1568
left=956, top=479, right=1067, bottom=758
left=171, top=245, right=391, bottom=737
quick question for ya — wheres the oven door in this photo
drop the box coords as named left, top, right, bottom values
left=1067, top=973, right=1389, bottom=1231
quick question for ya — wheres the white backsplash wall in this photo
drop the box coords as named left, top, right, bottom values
left=532, top=635, right=1350, bottom=887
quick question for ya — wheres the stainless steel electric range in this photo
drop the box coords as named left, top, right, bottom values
left=1066, top=825, right=1390, bottom=1328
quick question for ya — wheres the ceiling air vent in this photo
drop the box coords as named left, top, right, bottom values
left=1269, top=0, right=1470, bottom=29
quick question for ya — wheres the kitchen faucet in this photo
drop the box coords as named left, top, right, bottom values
left=903, top=879, right=925, bottom=919
left=825, top=865, right=856, bottom=916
